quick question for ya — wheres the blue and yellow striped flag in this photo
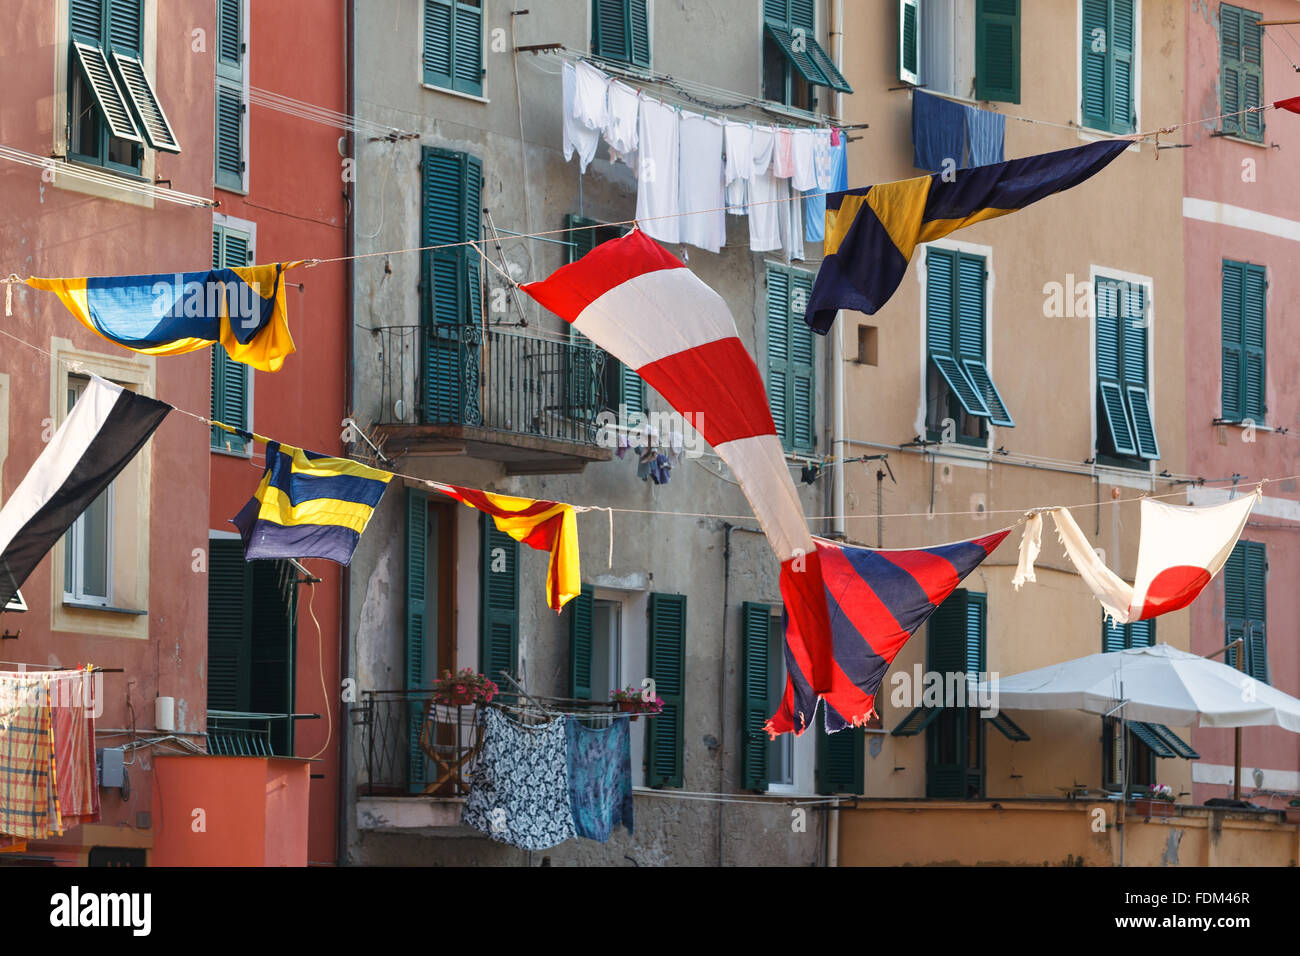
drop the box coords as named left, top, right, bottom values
left=230, top=441, right=393, bottom=566
left=26, top=262, right=300, bottom=372
left=805, top=139, right=1131, bottom=333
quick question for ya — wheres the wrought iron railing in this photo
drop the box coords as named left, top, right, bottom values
left=205, top=710, right=318, bottom=756
left=372, top=324, right=607, bottom=445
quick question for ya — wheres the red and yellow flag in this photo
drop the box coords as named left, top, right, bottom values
left=431, top=483, right=580, bottom=612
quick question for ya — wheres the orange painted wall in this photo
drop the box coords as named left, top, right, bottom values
left=151, top=755, right=310, bottom=866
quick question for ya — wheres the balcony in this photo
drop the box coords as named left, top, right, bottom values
left=370, top=324, right=614, bottom=474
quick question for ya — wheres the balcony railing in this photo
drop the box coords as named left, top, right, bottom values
left=205, top=710, right=319, bottom=756
left=372, top=324, right=607, bottom=446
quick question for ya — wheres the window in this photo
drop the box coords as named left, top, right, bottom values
left=901, top=0, right=1020, bottom=103
left=211, top=222, right=253, bottom=455
left=766, top=264, right=817, bottom=454
left=815, top=716, right=864, bottom=795
left=423, top=0, right=484, bottom=96
left=63, top=377, right=113, bottom=607
left=1220, top=4, right=1264, bottom=141
left=741, top=603, right=794, bottom=791
left=592, top=0, right=651, bottom=68
left=563, top=216, right=645, bottom=420
left=68, top=0, right=180, bottom=173
left=1081, top=0, right=1137, bottom=133
left=421, top=147, right=483, bottom=424
left=1221, top=260, right=1266, bottom=423
left=647, top=592, right=685, bottom=788
left=569, top=586, right=624, bottom=703
left=1095, top=274, right=1158, bottom=465
left=215, top=0, right=247, bottom=190
left=1102, top=616, right=1154, bottom=652
left=206, top=537, right=297, bottom=755
left=1102, top=718, right=1198, bottom=791
left=764, top=0, right=851, bottom=111
left=1224, top=540, right=1268, bottom=683
left=925, top=247, right=1012, bottom=446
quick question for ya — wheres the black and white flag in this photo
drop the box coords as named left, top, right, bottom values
left=0, top=374, right=171, bottom=609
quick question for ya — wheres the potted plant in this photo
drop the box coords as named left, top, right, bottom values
left=1132, top=784, right=1177, bottom=818
left=432, top=668, right=499, bottom=707
left=609, top=686, right=664, bottom=721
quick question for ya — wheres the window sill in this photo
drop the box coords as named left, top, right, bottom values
left=1213, top=132, right=1267, bottom=149
left=52, top=160, right=155, bottom=209
left=1215, top=418, right=1272, bottom=432
left=420, top=82, right=490, bottom=105
left=61, top=601, right=147, bottom=616
left=210, top=444, right=254, bottom=460
left=215, top=181, right=250, bottom=197
left=1075, top=127, right=1141, bottom=153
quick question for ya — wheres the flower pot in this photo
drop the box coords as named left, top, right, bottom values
left=1132, top=797, right=1176, bottom=819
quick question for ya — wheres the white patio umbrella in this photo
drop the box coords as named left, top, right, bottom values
left=977, top=642, right=1300, bottom=732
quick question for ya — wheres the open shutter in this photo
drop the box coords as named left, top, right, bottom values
left=207, top=538, right=252, bottom=713
left=1081, top=0, right=1109, bottom=130
left=463, top=154, right=483, bottom=327
left=975, top=0, right=1020, bottom=103
left=1120, top=282, right=1158, bottom=459
left=789, top=270, right=816, bottom=453
left=1096, top=278, right=1137, bottom=456
left=480, top=513, right=520, bottom=690
left=1109, top=0, right=1136, bottom=133
left=568, top=585, right=594, bottom=700
left=741, top=603, right=771, bottom=791
left=899, top=0, right=920, bottom=85
left=1242, top=264, right=1266, bottom=420
left=406, top=489, right=429, bottom=791
left=964, top=592, right=986, bottom=674
left=72, top=41, right=142, bottom=143
left=111, top=53, right=180, bottom=152
left=215, top=0, right=245, bottom=189
left=956, top=253, right=1013, bottom=426
left=928, top=249, right=990, bottom=418
left=766, top=266, right=792, bottom=447
left=647, top=592, right=686, bottom=788
left=816, top=720, right=864, bottom=795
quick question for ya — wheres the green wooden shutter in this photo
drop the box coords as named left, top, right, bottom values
left=926, top=590, right=984, bottom=799
left=1241, top=9, right=1264, bottom=140
left=964, top=592, right=986, bottom=674
left=464, top=153, right=483, bottom=326
left=250, top=560, right=296, bottom=755
left=423, top=0, right=454, bottom=89
left=927, top=249, right=990, bottom=419
left=741, top=603, right=771, bottom=791
left=1119, top=282, right=1158, bottom=459
left=1242, top=263, right=1266, bottom=420
left=479, top=513, right=519, bottom=689
left=790, top=0, right=815, bottom=32
left=1095, top=277, right=1137, bottom=456
left=1221, top=4, right=1243, bottom=135
left=568, top=585, right=594, bottom=700
left=454, top=0, right=484, bottom=96
left=928, top=589, right=969, bottom=675
left=1222, top=260, right=1244, bottom=420
left=207, top=538, right=252, bottom=713
left=1128, top=618, right=1154, bottom=648
left=766, top=266, right=792, bottom=447
left=816, top=720, right=864, bottom=795
left=629, top=0, right=650, bottom=68
left=1102, top=617, right=1126, bottom=653
left=107, top=0, right=142, bottom=53
left=763, top=0, right=788, bottom=23
left=647, top=592, right=686, bottom=788
left=406, top=488, right=429, bottom=791
left=789, top=271, right=816, bottom=454
left=1081, top=0, right=1109, bottom=129
left=975, top=0, right=1020, bottom=103
left=215, top=0, right=245, bottom=190
left=899, top=0, right=920, bottom=85
left=1109, top=0, right=1136, bottom=133
left=1225, top=540, right=1267, bottom=683
left=593, top=0, right=647, bottom=66
left=210, top=225, right=251, bottom=454
left=70, top=0, right=103, bottom=42
left=1221, top=5, right=1264, bottom=140
left=564, top=215, right=603, bottom=418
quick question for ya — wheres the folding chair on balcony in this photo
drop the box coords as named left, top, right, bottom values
left=417, top=701, right=484, bottom=796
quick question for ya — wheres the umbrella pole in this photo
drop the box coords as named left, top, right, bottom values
left=1206, top=638, right=1247, bottom=801
left=1119, top=711, right=1127, bottom=868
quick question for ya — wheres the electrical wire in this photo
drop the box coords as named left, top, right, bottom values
left=0, top=144, right=215, bottom=208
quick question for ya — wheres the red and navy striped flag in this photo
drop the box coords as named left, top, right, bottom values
left=768, top=530, right=1011, bottom=736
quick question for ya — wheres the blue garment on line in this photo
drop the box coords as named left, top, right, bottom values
left=804, top=138, right=849, bottom=243
left=565, top=715, right=634, bottom=842
left=911, top=89, right=969, bottom=172
left=966, top=106, right=1006, bottom=166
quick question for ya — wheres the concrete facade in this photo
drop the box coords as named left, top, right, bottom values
left=344, top=0, right=843, bottom=865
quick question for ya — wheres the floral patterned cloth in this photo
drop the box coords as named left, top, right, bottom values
left=461, top=708, right=576, bottom=850
left=565, top=716, right=634, bottom=842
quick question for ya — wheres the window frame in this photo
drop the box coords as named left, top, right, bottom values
left=67, top=0, right=146, bottom=176
left=1220, top=258, right=1267, bottom=424
left=1219, top=3, right=1264, bottom=142
left=421, top=0, right=487, bottom=99
left=1077, top=0, right=1141, bottom=136
left=591, top=0, right=652, bottom=70
left=923, top=588, right=987, bottom=800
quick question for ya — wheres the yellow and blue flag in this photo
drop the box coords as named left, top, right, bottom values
left=230, top=441, right=393, bottom=566
left=805, top=139, right=1131, bottom=333
left=26, top=262, right=300, bottom=372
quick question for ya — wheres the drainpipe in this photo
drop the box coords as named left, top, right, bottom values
left=336, top=0, right=356, bottom=869
left=719, top=523, right=763, bottom=867
left=830, top=0, right=846, bottom=543
left=828, top=797, right=840, bottom=867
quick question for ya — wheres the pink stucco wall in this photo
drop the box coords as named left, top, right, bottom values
left=1184, top=0, right=1300, bottom=801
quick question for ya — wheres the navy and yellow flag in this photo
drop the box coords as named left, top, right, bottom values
left=26, top=262, right=300, bottom=372
left=805, top=139, right=1131, bottom=333
left=230, top=440, right=393, bottom=566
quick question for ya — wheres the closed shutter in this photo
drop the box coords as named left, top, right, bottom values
left=1109, top=0, right=1135, bottom=133
left=564, top=215, right=606, bottom=418
left=406, top=489, right=429, bottom=790
left=479, top=514, right=519, bottom=689
left=423, top=0, right=454, bottom=87
left=975, top=0, right=1020, bottom=103
left=899, top=0, right=920, bottom=85
left=1103, top=617, right=1127, bottom=653
left=1095, top=276, right=1156, bottom=458
left=215, top=0, right=245, bottom=190
left=741, top=603, right=771, bottom=791
left=926, top=590, right=984, bottom=799
left=1241, top=9, right=1263, bottom=139
left=207, top=537, right=252, bottom=712
left=1221, top=260, right=1265, bottom=422
left=1221, top=5, right=1264, bottom=140
left=629, top=0, right=650, bottom=68
left=816, top=720, right=864, bottom=795
left=1128, top=618, right=1154, bottom=648
left=250, top=560, right=296, bottom=755
left=927, top=589, right=969, bottom=675
left=647, top=592, right=686, bottom=788
left=568, top=585, right=594, bottom=700
left=594, top=0, right=648, bottom=67
left=421, top=148, right=482, bottom=423
left=1221, top=261, right=1244, bottom=420
left=766, top=265, right=817, bottom=454
left=1121, top=282, right=1158, bottom=459
left=1081, top=0, right=1109, bottom=129
left=70, top=0, right=103, bottom=42
left=1225, top=540, right=1268, bottom=684
left=421, top=0, right=486, bottom=97
left=210, top=225, right=252, bottom=454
